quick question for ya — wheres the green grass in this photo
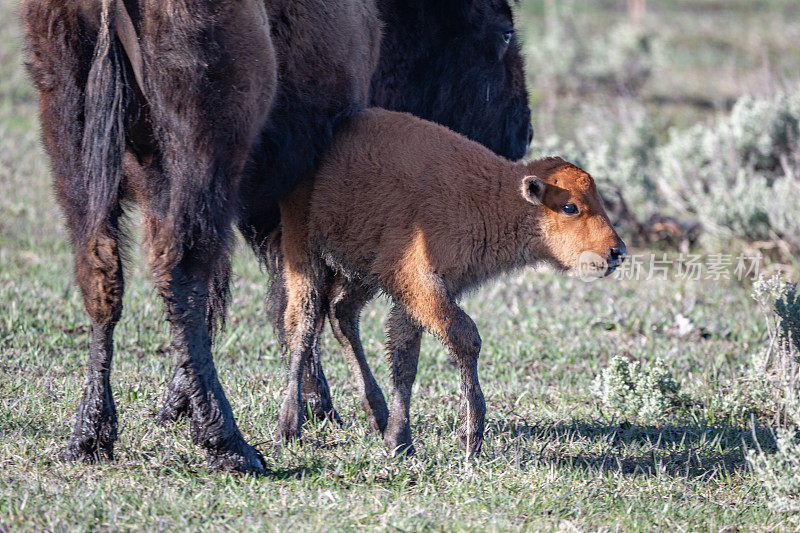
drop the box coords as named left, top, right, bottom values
left=2, top=1, right=799, bottom=530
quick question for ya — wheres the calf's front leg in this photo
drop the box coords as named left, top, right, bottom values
left=383, top=305, right=422, bottom=455
left=392, top=273, right=486, bottom=457
left=450, top=312, right=485, bottom=456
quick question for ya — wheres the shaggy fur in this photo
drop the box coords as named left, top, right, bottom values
left=277, top=109, right=625, bottom=455
left=23, top=0, right=379, bottom=473
left=268, top=0, right=533, bottom=422
left=371, top=0, right=532, bottom=159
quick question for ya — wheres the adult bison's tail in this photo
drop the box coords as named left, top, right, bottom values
left=80, top=0, right=132, bottom=238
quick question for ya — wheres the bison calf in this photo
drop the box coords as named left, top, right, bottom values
left=278, top=108, right=625, bottom=456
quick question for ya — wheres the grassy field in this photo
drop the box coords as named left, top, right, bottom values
left=2, top=1, right=799, bottom=531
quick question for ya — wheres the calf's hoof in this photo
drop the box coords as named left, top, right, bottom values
left=278, top=400, right=303, bottom=442
left=362, top=393, right=389, bottom=434
left=206, top=437, right=267, bottom=474
left=301, top=362, right=339, bottom=424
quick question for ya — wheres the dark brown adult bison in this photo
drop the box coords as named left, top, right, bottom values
left=23, top=0, right=530, bottom=473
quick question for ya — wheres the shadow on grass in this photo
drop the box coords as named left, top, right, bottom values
left=484, top=419, right=779, bottom=477
left=261, top=463, right=325, bottom=481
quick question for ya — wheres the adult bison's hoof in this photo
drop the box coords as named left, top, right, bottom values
left=64, top=431, right=115, bottom=464
left=303, top=396, right=341, bottom=426
left=385, top=439, right=415, bottom=458
left=155, top=400, right=189, bottom=426
left=206, top=438, right=267, bottom=475
left=457, top=430, right=484, bottom=457
left=384, top=419, right=414, bottom=457
left=156, top=380, right=190, bottom=426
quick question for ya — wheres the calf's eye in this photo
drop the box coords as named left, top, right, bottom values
left=502, top=30, right=514, bottom=45
left=561, top=203, right=579, bottom=215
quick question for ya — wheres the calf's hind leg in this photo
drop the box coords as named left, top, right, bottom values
left=277, top=257, right=326, bottom=441
left=327, top=276, right=388, bottom=433
left=256, top=248, right=339, bottom=425
left=301, top=289, right=339, bottom=424
left=276, top=183, right=327, bottom=441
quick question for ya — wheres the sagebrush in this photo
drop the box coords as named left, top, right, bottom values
left=530, top=91, right=800, bottom=255
left=747, top=275, right=800, bottom=513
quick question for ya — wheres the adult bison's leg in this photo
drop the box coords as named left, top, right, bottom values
left=327, top=276, right=387, bottom=433
left=383, top=305, right=422, bottom=455
left=153, top=254, right=267, bottom=472
left=158, top=246, right=232, bottom=425
left=142, top=0, right=276, bottom=472
left=64, top=230, right=125, bottom=462
left=24, top=1, right=127, bottom=462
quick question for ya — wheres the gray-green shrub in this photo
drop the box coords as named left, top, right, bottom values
left=747, top=275, right=800, bottom=513
left=658, top=92, right=800, bottom=250
left=530, top=91, right=800, bottom=254
left=524, top=0, right=658, bottom=96
left=591, top=356, right=683, bottom=423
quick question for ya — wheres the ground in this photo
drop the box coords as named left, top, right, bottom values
left=1, top=1, right=798, bottom=530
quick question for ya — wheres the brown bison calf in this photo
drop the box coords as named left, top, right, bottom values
left=278, top=108, right=626, bottom=456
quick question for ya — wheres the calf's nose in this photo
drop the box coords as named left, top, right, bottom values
left=609, top=242, right=627, bottom=264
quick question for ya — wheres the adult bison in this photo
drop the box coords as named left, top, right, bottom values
left=23, top=0, right=380, bottom=473
left=260, top=0, right=534, bottom=425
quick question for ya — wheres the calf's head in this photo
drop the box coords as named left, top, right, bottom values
left=521, top=158, right=626, bottom=277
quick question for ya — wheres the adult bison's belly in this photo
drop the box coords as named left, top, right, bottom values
left=239, top=0, right=381, bottom=248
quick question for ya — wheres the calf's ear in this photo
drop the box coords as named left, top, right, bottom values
left=522, top=175, right=546, bottom=205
